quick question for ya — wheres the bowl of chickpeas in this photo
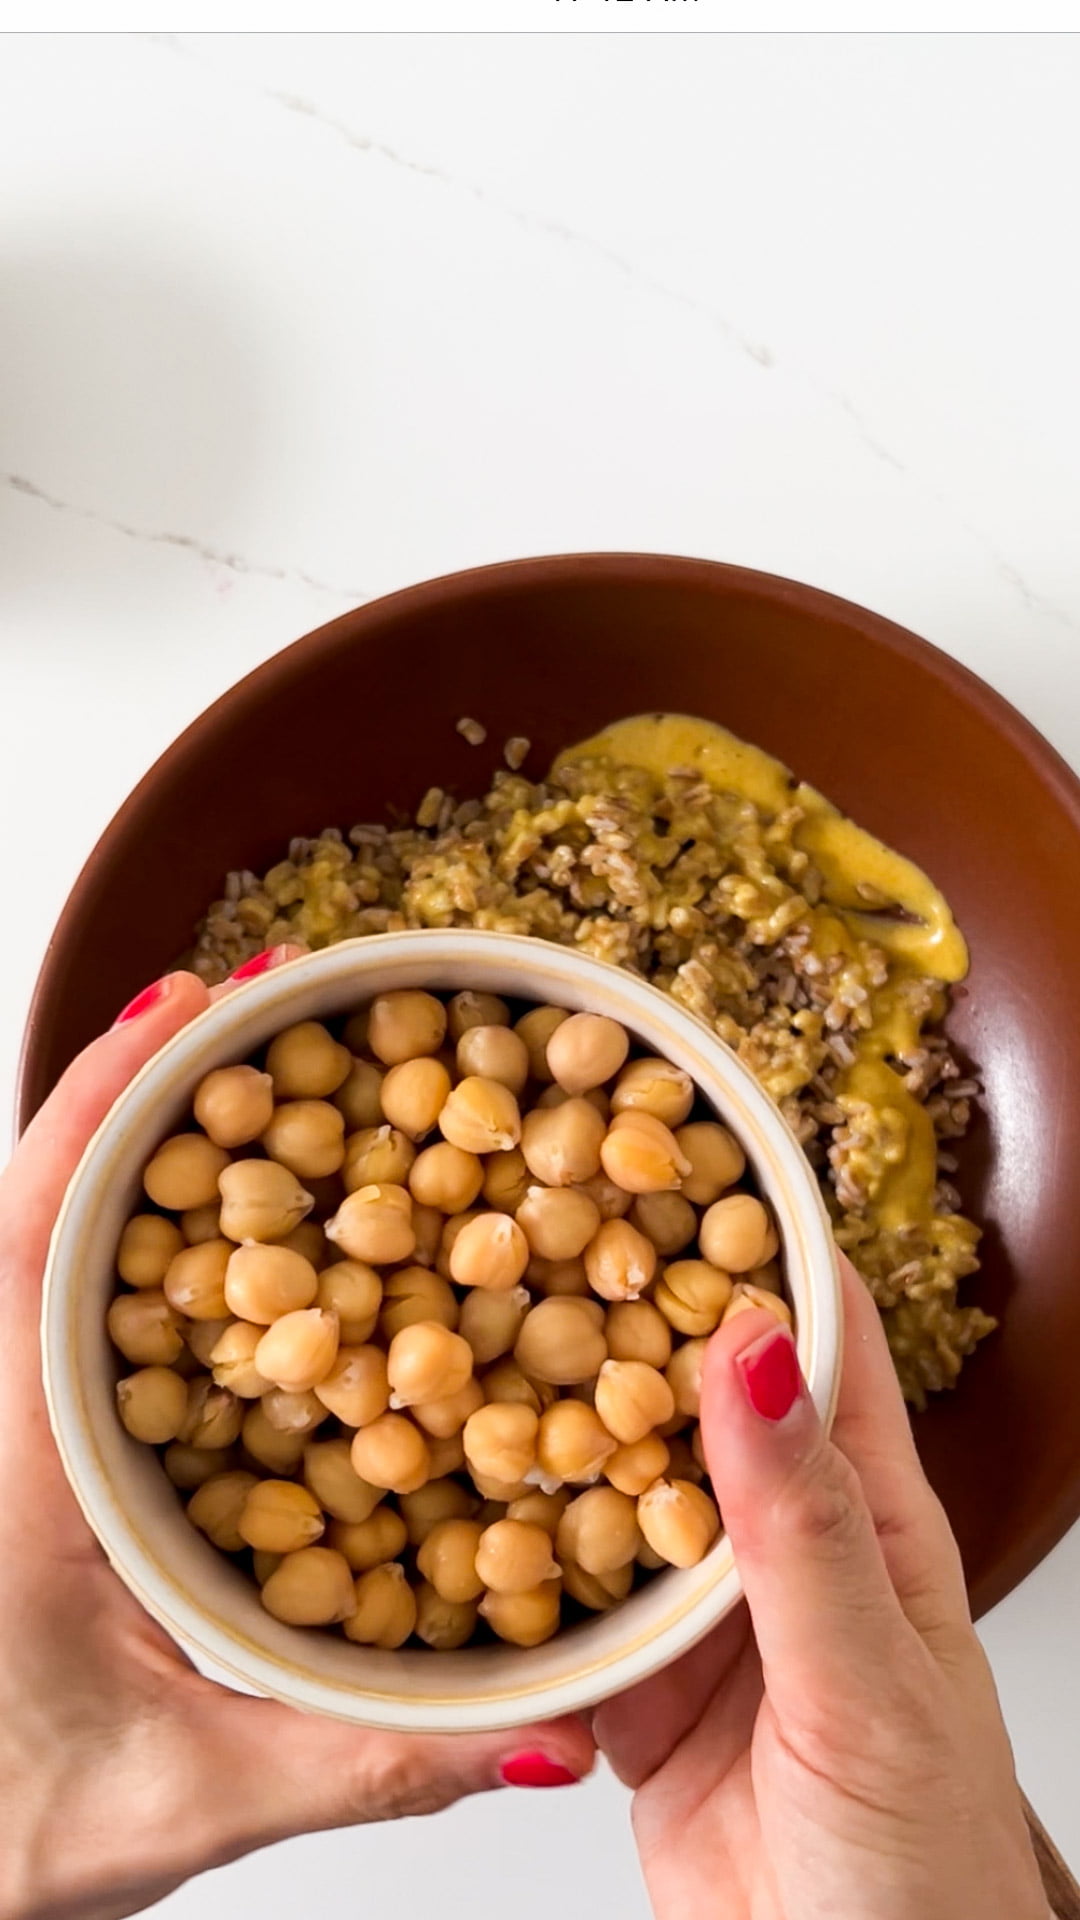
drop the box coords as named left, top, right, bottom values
left=42, top=930, right=841, bottom=1731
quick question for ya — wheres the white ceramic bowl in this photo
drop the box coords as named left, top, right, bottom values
left=42, top=930, right=841, bottom=1733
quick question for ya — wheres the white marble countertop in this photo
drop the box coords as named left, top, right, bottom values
left=3, top=30, right=1079, bottom=1916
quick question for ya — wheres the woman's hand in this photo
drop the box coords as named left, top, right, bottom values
left=0, top=960, right=592, bottom=1920
left=596, top=1260, right=1049, bottom=1920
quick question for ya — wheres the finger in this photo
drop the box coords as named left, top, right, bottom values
left=829, top=1256, right=970, bottom=1639
left=594, top=1604, right=754, bottom=1789
left=193, top=1691, right=594, bottom=1853
left=208, top=942, right=309, bottom=1002
left=700, top=1307, right=910, bottom=1720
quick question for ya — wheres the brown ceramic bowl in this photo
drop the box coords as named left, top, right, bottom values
left=20, top=554, right=1080, bottom=1618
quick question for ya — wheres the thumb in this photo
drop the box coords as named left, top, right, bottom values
left=700, top=1310, right=908, bottom=1717
left=194, top=1689, right=594, bottom=1849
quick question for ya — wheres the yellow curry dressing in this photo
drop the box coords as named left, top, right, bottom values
left=558, top=714, right=968, bottom=1233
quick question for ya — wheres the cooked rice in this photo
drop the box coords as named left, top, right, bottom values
left=191, top=754, right=992, bottom=1406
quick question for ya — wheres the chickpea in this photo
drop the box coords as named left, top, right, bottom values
left=690, top=1423, right=706, bottom=1474
left=223, top=1243, right=318, bottom=1324
left=239, top=1480, right=325, bottom=1554
left=367, top=990, right=447, bottom=1066
left=456, top=1025, right=529, bottom=1095
left=252, top=1551, right=282, bottom=1586
left=255, top=1309, right=339, bottom=1393
left=209, top=1321, right=270, bottom=1398
left=448, top=1213, right=530, bottom=1292
left=261, top=1547, right=356, bottom=1626
left=583, top=1217, right=657, bottom=1304
left=192, top=1065, right=274, bottom=1150
left=379, top=1266, right=459, bottom=1341
left=458, top=1285, right=530, bottom=1366
left=637, top=1478, right=720, bottom=1568
left=143, top=1134, right=230, bottom=1213
left=514, top=1005, right=569, bottom=1081
left=574, top=1171, right=632, bottom=1221
left=480, top=1581, right=561, bottom=1648
left=665, top=1338, right=707, bottom=1419
left=611, top=1056, right=694, bottom=1128
left=400, top=1478, right=476, bottom=1548
left=546, top=1012, right=629, bottom=1095
left=595, top=1360, right=675, bottom=1446
left=414, top=1581, right=478, bottom=1651
left=604, top=1298, right=672, bottom=1369
left=387, top=1322, right=474, bottom=1408
left=674, top=1121, right=746, bottom=1206
left=481, top=1360, right=549, bottom=1416
left=425, top=1430, right=467, bottom=1478
left=116, top=1366, right=188, bottom=1444
left=411, top=1202, right=445, bottom=1268
left=507, top=1487, right=570, bottom=1534
left=163, top=1442, right=235, bottom=1491
left=439, top=1077, right=521, bottom=1155
left=462, top=1402, right=538, bottom=1485
left=380, top=1057, right=452, bottom=1140
left=435, top=1210, right=480, bottom=1280
left=666, top=1433, right=705, bottom=1485
left=520, top=1100, right=605, bottom=1189
left=117, top=1214, right=185, bottom=1288
left=261, top=1387, right=330, bottom=1434
left=599, top=1112, right=690, bottom=1195
left=342, top=1007, right=371, bottom=1055
left=475, top=1519, right=559, bottom=1595
left=637, top=1539, right=667, bottom=1572
left=344, top=1563, right=417, bottom=1648
left=408, top=1140, right=483, bottom=1214
left=314, top=1343, right=390, bottom=1426
left=536, top=1399, right=617, bottom=1486
left=722, top=1283, right=793, bottom=1328
left=479, top=1148, right=528, bottom=1217
left=316, top=1260, right=382, bottom=1343
left=561, top=1558, right=634, bottom=1611
left=182, top=1203, right=224, bottom=1245
left=654, top=1259, right=735, bottom=1337
left=187, top=1470, right=260, bottom=1552
left=535, top=1085, right=611, bottom=1122
left=343, top=1124, right=416, bottom=1192
left=557, top=1486, right=641, bottom=1575
left=241, top=1401, right=307, bottom=1473
left=266, top=1022, right=352, bottom=1099
left=303, top=1438, right=382, bottom=1524
left=260, top=1101, right=346, bottom=1182
left=182, top=1316, right=233, bottom=1370
left=163, top=1240, right=231, bottom=1321
left=410, top=1375, right=484, bottom=1439
left=218, top=1160, right=314, bottom=1243
left=748, top=1259, right=783, bottom=1295
left=604, top=1432, right=671, bottom=1497
left=327, top=1506, right=409, bottom=1572
left=107, top=1290, right=184, bottom=1367
left=514, top=1297, right=607, bottom=1386
left=178, top=1377, right=243, bottom=1450
left=447, top=990, right=511, bottom=1042
left=516, top=1186, right=601, bottom=1262
left=526, top=1256, right=590, bottom=1298
left=629, top=1190, right=698, bottom=1257
left=325, top=1184, right=415, bottom=1264
left=333, top=1057, right=385, bottom=1131
left=416, top=1517, right=485, bottom=1601
left=350, top=1413, right=431, bottom=1495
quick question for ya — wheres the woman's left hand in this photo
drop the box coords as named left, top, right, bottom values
left=1, top=959, right=592, bottom=1920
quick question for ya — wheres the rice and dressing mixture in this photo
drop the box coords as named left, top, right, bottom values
left=191, top=712, right=992, bottom=1407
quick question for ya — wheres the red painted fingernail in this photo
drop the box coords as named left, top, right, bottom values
left=500, top=1751, right=580, bottom=1789
left=112, top=978, right=169, bottom=1027
left=230, top=947, right=283, bottom=982
left=738, top=1326, right=802, bottom=1422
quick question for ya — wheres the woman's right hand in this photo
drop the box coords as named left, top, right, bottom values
left=597, top=1258, right=1051, bottom=1920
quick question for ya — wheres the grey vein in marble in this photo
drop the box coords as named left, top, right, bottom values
left=2, top=473, right=365, bottom=602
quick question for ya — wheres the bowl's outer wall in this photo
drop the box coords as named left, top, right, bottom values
left=20, top=554, right=1080, bottom=1617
